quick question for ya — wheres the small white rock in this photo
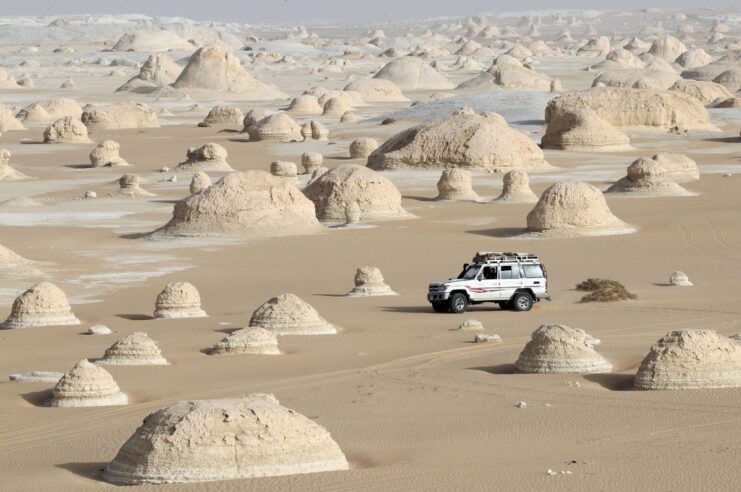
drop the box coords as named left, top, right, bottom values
left=159, top=166, right=169, bottom=173
left=516, top=401, right=527, bottom=409
left=87, top=324, right=112, bottom=335
left=474, top=333, right=502, bottom=343
left=9, top=371, right=64, bottom=383
left=84, top=191, right=97, bottom=199
left=547, top=469, right=556, bottom=475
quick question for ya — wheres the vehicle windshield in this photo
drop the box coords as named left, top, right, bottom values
left=457, top=264, right=481, bottom=280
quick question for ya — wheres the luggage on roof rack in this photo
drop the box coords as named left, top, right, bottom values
left=472, top=251, right=539, bottom=263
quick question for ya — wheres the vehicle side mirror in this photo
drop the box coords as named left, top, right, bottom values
left=463, top=263, right=469, bottom=270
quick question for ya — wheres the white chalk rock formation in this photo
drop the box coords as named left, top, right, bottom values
left=200, top=106, right=244, bottom=126
left=90, top=140, right=130, bottom=167
left=322, top=96, right=351, bottom=117
left=373, top=56, right=454, bottom=90
left=0, top=104, right=25, bottom=131
left=0, top=241, right=33, bottom=272
left=669, top=80, right=733, bottom=107
left=303, top=164, right=409, bottom=223
left=648, top=36, right=687, bottom=61
left=117, top=53, right=181, bottom=93
left=635, top=329, right=741, bottom=390
left=111, top=174, right=155, bottom=198
left=288, top=94, right=322, bottom=114
left=9, top=371, right=63, bottom=383
left=606, top=157, right=690, bottom=196
left=436, top=168, right=479, bottom=201
left=1, top=281, right=80, bottom=329
left=87, top=324, right=112, bottom=335
left=349, top=137, right=378, bottom=159
left=0, top=149, right=31, bottom=181
left=151, top=172, right=321, bottom=238
left=17, top=98, right=82, bottom=125
left=347, top=266, right=397, bottom=297
left=241, top=109, right=267, bottom=131
left=249, top=294, right=336, bottom=335
left=343, top=79, right=409, bottom=102
left=211, top=328, right=281, bottom=355
left=81, top=103, right=159, bottom=130
left=301, top=152, right=323, bottom=174
left=651, top=153, right=699, bottom=183
left=368, top=108, right=548, bottom=172
left=670, top=271, right=693, bottom=286
left=176, top=143, right=233, bottom=172
left=43, top=117, right=92, bottom=143
left=271, top=161, right=298, bottom=178
left=98, top=332, right=168, bottom=365
left=190, top=171, right=212, bottom=194
left=456, top=319, right=485, bottom=331
left=542, top=108, right=630, bottom=150
left=457, top=55, right=552, bottom=91
left=102, top=394, right=348, bottom=484
left=493, top=170, right=538, bottom=203
left=526, top=182, right=632, bottom=236
left=246, top=113, right=303, bottom=142
left=111, top=31, right=194, bottom=52
left=51, top=359, right=127, bottom=407
left=154, top=282, right=207, bottom=319
left=675, top=49, right=713, bottom=69
left=515, top=324, right=612, bottom=373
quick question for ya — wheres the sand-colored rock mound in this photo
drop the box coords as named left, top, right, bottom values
left=670, top=271, right=693, bottom=286
left=176, top=143, right=233, bottom=172
left=457, top=56, right=552, bottom=91
left=43, top=116, right=92, bottom=143
left=373, top=56, right=454, bottom=91
left=110, top=174, right=154, bottom=198
left=675, top=48, right=713, bottom=69
left=17, top=98, right=82, bottom=124
left=712, top=69, right=741, bottom=91
left=288, top=94, right=323, bottom=114
left=51, top=359, right=127, bottom=407
left=436, top=168, right=479, bottom=201
left=301, top=152, right=323, bottom=174
left=81, top=103, right=159, bottom=130
left=246, top=113, right=303, bottom=142
left=322, top=96, right=351, bottom=117
left=116, top=53, right=182, bottom=93
left=591, top=69, right=680, bottom=91
left=90, top=140, right=129, bottom=167
left=635, top=329, right=741, bottom=390
left=0, top=149, right=31, bottom=181
left=0, top=241, right=33, bottom=271
left=368, top=108, right=548, bottom=172
left=669, top=79, right=733, bottom=106
left=103, top=393, right=348, bottom=484
left=648, top=36, right=687, bottom=61
left=271, top=161, right=298, bottom=178
left=249, top=294, right=336, bottom=335
left=545, top=87, right=713, bottom=130
left=349, top=137, right=378, bottom=159
left=526, top=182, right=632, bottom=236
left=98, top=332, right=168, bottom=365
left=0, top=104, right=25, bottom=131
left=153, top=282, right=207, bottom=319
left=111, top=31, right=194, bottom=52
left=343, top=79, right=409, bottom=102
left=2, top=281, right=80, bottom=329
left=493, top=170, right=538, bottom=203
left=189, top=171, right=211, bottom=194
left=303, top=164, right=408, bottom=223
left=515, top=324, right=612, bottom=374
left=347, top=266, right=397, bottom=297
left=151, top=171, right=320, bottom=238
left=211, top=328, right=280, bottom=355
left=606, top=157, right=690, bottom=196
left=201, top=106, right=244, bottom=126
left=542, top=108, right=630, bottom=150
left=651, top=153, right=699, bottom=183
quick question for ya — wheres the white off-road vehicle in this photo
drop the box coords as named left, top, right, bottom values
left=427, top=252, right=550, bottom=313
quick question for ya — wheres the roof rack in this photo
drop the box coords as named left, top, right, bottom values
left=472, top=251, right=540, bottom=263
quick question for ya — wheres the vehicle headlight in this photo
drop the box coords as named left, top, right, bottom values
left=441, top=284, right=449, bottom=291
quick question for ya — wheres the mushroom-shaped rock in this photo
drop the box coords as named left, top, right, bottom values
left=515, top=324, right=612, bottom=373
left=669, top=271, right=693, bottom=286
left=349, top=137, right=378, bottom=159
left=303, top=164, right=409, bottom=223
left=211, top=328, right=280, bottom=355
left=43, top=116, right=92, bottom=143
left=526, top=182, right=632, bottom=236
left=606, top=157, right=690, bottom=196
left=117, top=53, right=182, bottom=93
left=373, top=56, right=454, bottom=90
left=249, top=294, right=335, bottom=335
left=189, top=171, right=212, bottom=194
left=98, top=332, right=168, bottom=365
left=90, top=140, right=130, bottom=167
left=368, top=108, right=548, bottom=172
left=176, top=143, right=233, bottom=172
left=151, top=171, right=320, bottom=239
left=301, top=152, right=323, bottom=174
left=288, top=94, right=323, bottom=114
left=102, top=394, right=348, bottom=484
left=246, top=113, right=303, bottom=142
left=200, top=106, right=244, bottom=126
left=154, top=282, right=207, bottom=319
left=0, top=149, right=31, bottom=181
left=81, top=103, right=159, bottom=130
left=635, top=329, right=741, bottom=390
left=436, top=168, right=479, bottom=201
left=112, top=173, right=155, bottom=198
left=492, top=170, right=538, bottom=203
left=347, top=266, right=397, bottom=297
left=542, top=109, right=630, bottom=150
left=51, top=359, right=127, bottom=407
left=1, top=281, right=80, bottom=329
left=270, top=161, right=298, bottom=178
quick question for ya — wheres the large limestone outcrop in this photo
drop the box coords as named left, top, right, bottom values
left=373, top=56, right=455, bottom=91
left=16, top=98, right=82, bottom=125
left=542, top=108, right=630, bottom=150
left=82, top=103, right=159, bottom=130
left=116, top=53, right=182, bottom=93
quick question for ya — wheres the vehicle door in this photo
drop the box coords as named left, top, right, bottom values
left=498, top=263, right=524, bottom=300
left=471, top=265, right=500, bottom=301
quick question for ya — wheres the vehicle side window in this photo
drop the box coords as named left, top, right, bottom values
left=500, top=265, right=520, bottom=279
left=523, top=264, right=544, bottom=278
left=482, top=266, right=497, bottom=280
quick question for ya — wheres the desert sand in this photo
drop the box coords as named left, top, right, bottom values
left=1, top=6, right=741, bottom=491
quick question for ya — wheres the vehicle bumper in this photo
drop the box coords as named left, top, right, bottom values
left=540, top=292, right=552, bottom=301
left=427, top=292, right=451, bottom=302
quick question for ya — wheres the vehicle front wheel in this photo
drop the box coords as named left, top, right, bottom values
left=449, top=293, right=468, bottom=314
left=432, top=301, right=448, bottom=313
left=511, top=292, right=533, bottom=312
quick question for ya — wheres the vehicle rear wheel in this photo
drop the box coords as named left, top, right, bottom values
left=511, top=292, right=533, bottom=312
left=432, top=301, right=448, bottom=313
left=448, top=293, right=468, bottom=314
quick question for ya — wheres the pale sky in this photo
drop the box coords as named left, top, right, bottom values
left=0, top=0, right=735, bottom=23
